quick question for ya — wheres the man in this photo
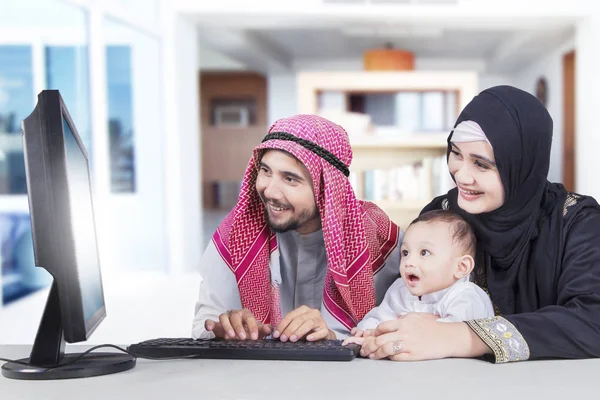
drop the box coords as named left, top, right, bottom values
left=191, top=114, right=402, bottom=342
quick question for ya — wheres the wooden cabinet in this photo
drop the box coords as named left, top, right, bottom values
left=200, top=72, right=267, bottom=209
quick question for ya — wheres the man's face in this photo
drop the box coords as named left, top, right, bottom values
left=255, top=150, right=321, bottom=234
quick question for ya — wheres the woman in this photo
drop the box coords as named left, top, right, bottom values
left=359, top=85, right=600, bottom=363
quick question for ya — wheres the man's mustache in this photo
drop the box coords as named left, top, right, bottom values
left=259, top=195, right=291, bottom=209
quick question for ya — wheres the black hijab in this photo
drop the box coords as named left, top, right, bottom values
left=422, top=85, right=599, bottom=314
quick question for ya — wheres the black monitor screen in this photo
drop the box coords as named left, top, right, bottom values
left=62, top=117, right=104, bottom=328
left=1, top=90, right=136, bottom=380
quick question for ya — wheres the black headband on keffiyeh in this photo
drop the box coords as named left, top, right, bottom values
left=262, top=132, right=350, bottom=177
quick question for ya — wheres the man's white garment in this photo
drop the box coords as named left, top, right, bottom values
left=192, top=228, right=402, bottom=339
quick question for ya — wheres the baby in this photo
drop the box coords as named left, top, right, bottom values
left=345, top=209, right=494, bottom=343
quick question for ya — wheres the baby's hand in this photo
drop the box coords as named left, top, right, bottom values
left=349, top=328, right=375, bottom=337
left=342, top=336, right=365, bottom=346
left=342, top=328, right=375, bottom=346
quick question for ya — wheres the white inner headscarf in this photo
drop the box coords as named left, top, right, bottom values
left=451, top=120, right=493, bottom=149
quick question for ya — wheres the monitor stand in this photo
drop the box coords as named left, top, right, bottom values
left=1, top=281, right=136, bottom=380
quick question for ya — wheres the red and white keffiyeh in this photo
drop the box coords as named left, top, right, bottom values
left=212, top=114, right=399, bottom=329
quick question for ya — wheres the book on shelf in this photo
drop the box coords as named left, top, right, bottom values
left=350, top=156, right=455, bottom=204
left=357, top=162, right=429, bottom=202
left=317, top=90, right=458, bottom=138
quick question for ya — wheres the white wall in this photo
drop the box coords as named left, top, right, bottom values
left=479, top=74, right=515, bottom=92
left=199, top=45, right=247, bottom=71
left=172, top=0, right=591, bottom=18
left=101, top=20, right=167, bottom=273
left=291, top=57, right=488, bottom=73
left=268, top=74, right=298, bottom=126
left=162, top=5, right=203, bottom=274
left=511, top=38, right=575, bottom=183
left=575, top=12, right=600, bottom=199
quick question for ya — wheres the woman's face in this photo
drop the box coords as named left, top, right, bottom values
left=448, top=140, right=505, bottom=214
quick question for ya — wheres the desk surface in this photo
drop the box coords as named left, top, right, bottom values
left=1, top=345, right=599, bottom=399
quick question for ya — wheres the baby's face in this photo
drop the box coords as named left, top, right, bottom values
left=399, top=221, right=460, bottom=297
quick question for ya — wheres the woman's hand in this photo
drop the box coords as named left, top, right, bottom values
left=359, top=313, right=458, bottom=361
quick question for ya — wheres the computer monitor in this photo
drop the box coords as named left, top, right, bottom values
left=1, top=90, right=135, bottom=380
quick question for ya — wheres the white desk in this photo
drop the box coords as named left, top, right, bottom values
left=1, top=345, right=599, bottom=399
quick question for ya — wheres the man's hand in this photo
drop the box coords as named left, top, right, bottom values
left=205, top=309, right=272, bottom=340
left=273, top=306, right=335, bottom=342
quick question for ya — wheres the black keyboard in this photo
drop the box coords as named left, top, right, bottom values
left=127, top=338, right=360, bottom=362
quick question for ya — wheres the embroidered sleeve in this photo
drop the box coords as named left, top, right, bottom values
left=563, top=192, right=582, bottom=217
left=466, top=316, right=530, bottom=363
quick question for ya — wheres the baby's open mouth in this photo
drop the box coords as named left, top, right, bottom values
left=406, top=273, right=420, bottom=283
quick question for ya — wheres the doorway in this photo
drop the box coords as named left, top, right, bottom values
left=563, top=50, right=576, bottom=192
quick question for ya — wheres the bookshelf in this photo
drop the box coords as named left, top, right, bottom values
left=200, top=72, right=268, bottom=209
left=297, top=71, right=478, bottom=228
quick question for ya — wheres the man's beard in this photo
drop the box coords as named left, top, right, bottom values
left=260, top=195, right=319, bottom=233
left=265, top=206, right=319, bottom=233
